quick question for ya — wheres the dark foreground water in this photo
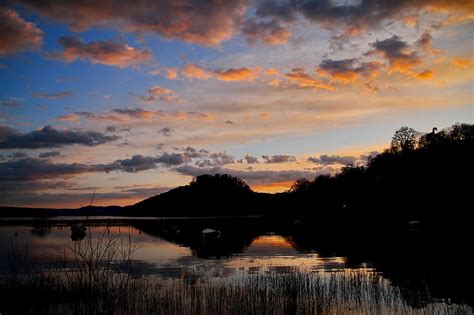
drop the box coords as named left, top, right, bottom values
left=0, top=217, right=472, bottom=314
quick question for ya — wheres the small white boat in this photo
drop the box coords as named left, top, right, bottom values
left=202, top=228, right=221, bottom=239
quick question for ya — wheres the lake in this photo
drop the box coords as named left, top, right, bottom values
left=0, top=217, right=472, bottom=314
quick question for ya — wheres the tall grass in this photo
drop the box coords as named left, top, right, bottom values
left=1, top=229, right=471, bottom=314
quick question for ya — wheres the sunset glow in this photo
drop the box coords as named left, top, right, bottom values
left=1, top=1, right=473, bottom=208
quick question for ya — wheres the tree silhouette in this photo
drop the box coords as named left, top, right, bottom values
left=390, top=126, right=419, bottom=152
left=289, top=178, right=311, bottom=193
left=190, top=174, right=251, bottom=193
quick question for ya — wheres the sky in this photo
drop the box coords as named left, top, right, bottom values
left=0, top=0, right=473, bottom=208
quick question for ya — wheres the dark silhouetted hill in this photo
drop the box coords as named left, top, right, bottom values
left=129, top=174, right=282, bottom=216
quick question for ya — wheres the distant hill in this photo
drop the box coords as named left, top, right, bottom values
left=128, top=174, right=279, bottom=216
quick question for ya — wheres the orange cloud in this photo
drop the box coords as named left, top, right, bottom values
left=15, top=0, right=249, bottom=46
left=413, top=70, right=435, bottom=80
left=51, top=36, right=151, bottom=68
left=268, top=79, right=281, bottom=87
left=265, top=68, right=280, bottom=75
left=317, top=59, right=383, bottom=84
left=450, top=57, right=474, bottom=68
left=56, top=113, right=80, bottom=123
left=215, top=67, right=260, bottom=81
left=139, top=85, right=177, bottom=103
left=149, top=85, right=173, bottom=96
left=317, top=64, right=358, bottom=84
left=284, top=68, right=334, bottom=91
left=0, top=7, right=42, bottom=55
left=182, top=64, right=213, bottom=80
left=161, top=67, right=178, bottom=80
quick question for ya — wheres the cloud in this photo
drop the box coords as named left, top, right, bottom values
left=14, top=0, right=249, bottom=46
left=241, top=17, right=291, bottom=45
left=0, top=125, right=120, bottom=149
left=149, top=85, right=173, bottom=96
left=51, top=36, right=151, bottom=68
left=253, top=0, right=474, bottom=40
left=450, top=57, right=474, bottom=68
left=33, top=90, right=74, bottom=99
left=0, top=7, right=42, bottom=55
left=265, top=68, right=280, bottom=75
left=0, top=126, right=18, bottom=139
left=239, top=155, right=259, bottom=164
left=366, top=35, right=421, bottom=74
left=111, top=108, right=215, bottom=121
left=168, top=147, right=235, bottom=167
left=106, top=155, right=160, bottom=172
left=413, top=69, right=434, bottom=80
left=158, top=127, right=173, bottom=137
left=415, top=31, right=440, bottom=54
left=215, top=67, right=260, bottom=81
left=38, top=151, right=61, bottom=158
left=0, top=146, right=238, bottom=185
left=139, top=85, right=177, bottom=103
left=195, top=152, right=235, bottom=167
left=6, top=151, right=28, bottom=159
left=56, top=111, right=132, bottom=124
left=138, top=85, right=178, bottom=102
left=0, top=157, right=100, bottom=181
left=268, top=79, right=281, bottom=87
left=161, top=67, right=178, bottom=80
left=284, top=68, right=334, bottom=91
left=317, top=59, right=383, bottom=83
left=261, top=155, right=296, bottom=163
left=156, top=153, right=189, bottom=166
left=0, top=179, right=91, bottom=193
left=308, top=154, right=357, bottom=165
left=182, top=65, right=261, bottom=82
left=182, top=64, right=213, bottom=80
left=73, top=111, right=125, bottom=123
left=0, top=97, right=23, bottom=107
left=56, top=114, right=80, bottom=123
left=111, top=108, right=156, bottom=120
left=0, top=154, right=168, bottom=182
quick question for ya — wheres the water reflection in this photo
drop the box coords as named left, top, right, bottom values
left=0, top=217, right=472, bottom=309
left=0, top=223, right=348, bottom=279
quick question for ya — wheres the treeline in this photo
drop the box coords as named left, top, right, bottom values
left=288, top=123, right=473, bottom=228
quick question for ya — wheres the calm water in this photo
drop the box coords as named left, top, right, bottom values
left=0, top=217, right=472, bottom=313
left=0, top=223, right=354, bottom=279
